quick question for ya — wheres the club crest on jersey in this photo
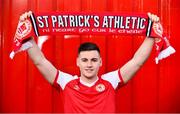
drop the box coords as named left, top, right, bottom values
left=96, top=84, right=105, bottom=92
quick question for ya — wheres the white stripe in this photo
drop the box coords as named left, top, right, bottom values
left=30, top=14, right=39, bottom=36
left=147, top=19, right=152, bottom=37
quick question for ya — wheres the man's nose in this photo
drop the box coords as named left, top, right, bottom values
left=87, top=61, right=92, bottom=67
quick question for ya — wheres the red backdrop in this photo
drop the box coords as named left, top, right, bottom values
left=0, top=0, right=180, bottom=113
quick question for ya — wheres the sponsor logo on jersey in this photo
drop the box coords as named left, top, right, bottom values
left=74, top=85, right=80, bottom=91
left=96, top=84, right=105, bottom=92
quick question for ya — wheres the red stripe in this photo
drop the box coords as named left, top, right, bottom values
left=118, top=69, right=125, bottom=86
left=53, top=70, right=60, bottom=91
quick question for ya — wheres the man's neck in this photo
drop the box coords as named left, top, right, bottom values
left=80, top=76, right=99, bottom=87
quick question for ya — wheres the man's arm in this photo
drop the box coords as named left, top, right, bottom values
left=27, top=39, right=57, bottom=84
left=120, top=37, right=154, bottom=83
left=20, top=11, right=57, bottom=84
left=120, top=13, right=159, bottom=83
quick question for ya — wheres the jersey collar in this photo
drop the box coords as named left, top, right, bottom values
left=80, top=77, right=99, bottom=87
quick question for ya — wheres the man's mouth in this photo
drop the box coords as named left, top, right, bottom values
left=85, top=69, right=93, bottom=72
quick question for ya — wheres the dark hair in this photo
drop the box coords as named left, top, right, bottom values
left=78, top=42, right=100, bottom=54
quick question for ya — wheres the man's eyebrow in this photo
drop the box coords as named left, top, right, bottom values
left=80, top=57, right=98, bottom=59
left=91, top=58, right=98, bottom=60
left=80, top=58, right=88, bottom=60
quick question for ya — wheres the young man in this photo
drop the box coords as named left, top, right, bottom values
left=20, top=12, right=160, bottom=112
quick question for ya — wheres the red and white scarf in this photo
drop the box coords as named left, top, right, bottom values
left=10, top=12, right=175, bottom=64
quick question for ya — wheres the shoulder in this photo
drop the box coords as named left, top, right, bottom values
left=101, top=69, right=124, bottom=89
left=101, top=69, right=120, bottom=82
left=55, top=70, right=79, bottom=90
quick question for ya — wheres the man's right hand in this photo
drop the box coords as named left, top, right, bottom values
left=20, top=11, right=32, bottom=21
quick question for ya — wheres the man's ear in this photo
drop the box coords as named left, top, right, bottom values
left=76, top=57, right=79, bottom=67
left=100, top=58, right=102, bottom=66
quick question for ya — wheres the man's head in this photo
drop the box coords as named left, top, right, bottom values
left=78, top=42, right=100, bottom=55
left=77, top=42, right=102, bottom=82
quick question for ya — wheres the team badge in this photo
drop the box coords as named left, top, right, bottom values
left=15, top=20, right=32, bottom=39
left=95, top=84, right=105, bottom=92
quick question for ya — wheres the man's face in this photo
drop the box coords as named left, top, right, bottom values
left=77, top=50, right=102, bottom=79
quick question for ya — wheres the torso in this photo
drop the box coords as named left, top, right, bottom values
left=63, top=77, right=116, bottom=112
left=53, top=69, right=124, bottom=113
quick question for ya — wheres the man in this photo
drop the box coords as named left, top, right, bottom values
left=20, top=12, right=160, bottom=112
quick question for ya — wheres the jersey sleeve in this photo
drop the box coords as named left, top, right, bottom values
left=53, top=70, right=76, bottom=90
left=101, top=69, right=124, bottom=89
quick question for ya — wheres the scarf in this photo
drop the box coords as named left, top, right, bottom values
left=9, top=12, right=175, bottom=64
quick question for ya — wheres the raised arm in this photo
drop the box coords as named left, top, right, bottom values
left=27, top=39, right=57, bottom=84
left=21, top=11, right=57, bottom=84
left=120, top=13, right=160, bottom=83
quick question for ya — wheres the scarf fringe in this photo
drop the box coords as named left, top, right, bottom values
left=10, top=41, right=33, bottom=59
left=155, top=46, right=176, bottom=64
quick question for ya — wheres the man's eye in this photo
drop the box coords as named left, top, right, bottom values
left=81, top=59, right=88, bottom=62
left=92, top=58, right=98, bottom=62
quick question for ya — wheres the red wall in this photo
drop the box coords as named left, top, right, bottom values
left=1, top=0, right=180, bottom=112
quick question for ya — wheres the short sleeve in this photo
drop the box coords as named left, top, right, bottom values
left=101, top=69, right=124, bottom=89
left=53, top=70, right=78, bottom=90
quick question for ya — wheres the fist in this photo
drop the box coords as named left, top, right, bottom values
left=147, top=12, right=159, bottom=22
left=153, top=22, right=163, bottom=38
left=20, top=11, right=32, bottom=21
left=148, top=12, right=162, bottom=41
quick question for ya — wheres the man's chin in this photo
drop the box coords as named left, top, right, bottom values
left=84, top=74, right=96, bottom=79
